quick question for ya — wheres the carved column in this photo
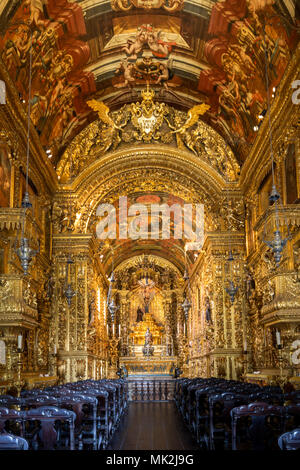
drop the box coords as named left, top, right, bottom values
left=176, top=290, right=184, bottom=355
left=163, top=291, right=173, bottom=356
left=51, top=233, right=107, bottom=383
left=119, top=290, right=129, bottom=356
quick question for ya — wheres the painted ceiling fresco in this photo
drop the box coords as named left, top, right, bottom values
left=0, top=0, right=299, bottom=167
left=89, top=191, right=197, bottom=272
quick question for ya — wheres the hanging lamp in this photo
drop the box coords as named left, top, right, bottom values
left=63, top=161, right=76, bottom=306
left=261, top=25, right=290, bottom=266
left=224, top=141, right=238, bottom=304
left=107, top=250, right=119, bottom=324
left=182, top=247, right=192, bottom=323
left=15, top=32, right=39, bottom=275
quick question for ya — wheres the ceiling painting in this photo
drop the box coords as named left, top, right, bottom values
left=0, top=0, right=298, bottom=165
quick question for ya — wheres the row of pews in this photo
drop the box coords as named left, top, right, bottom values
left=0, top=379, right=128, bottom=450
left=175, top=377, right=300, bottom=450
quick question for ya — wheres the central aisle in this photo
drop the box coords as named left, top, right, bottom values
left=109, top=402, right=198, bottom=450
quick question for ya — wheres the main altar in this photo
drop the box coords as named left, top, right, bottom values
left=120, top=312, right=176, bottom=377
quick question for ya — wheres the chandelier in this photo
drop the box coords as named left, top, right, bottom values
left=63, top=161, right=76, bottom=306
left=106, top=251, right=119, bottom=332
left=261, top=25, right=290, bottom=266
left=15, top=32, right=38, bottom=275
left=182, top=248, right=192, bottom=325
left=224, top=142, right=238, bottom=304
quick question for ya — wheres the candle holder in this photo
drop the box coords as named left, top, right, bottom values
left=51, top=352, right=58, bottom=377
left=107, top=321, right=120, bottom=340
left=242, top=350, right=248, bottom=379
left=15, top=349, right=25, bottom=397
left=276, top=344, right=283, bottom=378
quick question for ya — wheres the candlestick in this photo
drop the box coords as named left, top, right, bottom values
left=112, top=324, right=115, bottom=336
left=53, top=344, right=57, bottom=355
left=243, top=339, right=247, bottom=352
left=17, top=334, right=22, bottom=350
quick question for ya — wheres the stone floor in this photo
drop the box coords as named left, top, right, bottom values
left=109, top=402, right=198, bottom=450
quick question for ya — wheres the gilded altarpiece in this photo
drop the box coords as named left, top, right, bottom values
left=50, top=234, right=108, bottom=383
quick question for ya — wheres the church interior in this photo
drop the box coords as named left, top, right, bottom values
left=0, top=0, right=299, bottom=452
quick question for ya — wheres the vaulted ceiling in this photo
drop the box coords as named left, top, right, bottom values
left=0, top=0, right=299, bottom=169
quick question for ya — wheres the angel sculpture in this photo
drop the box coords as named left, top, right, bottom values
left=87, top=100, right=129, bottom=153
left=165, top=103, right=210, bottom=153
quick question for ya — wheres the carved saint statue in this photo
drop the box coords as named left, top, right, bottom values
left=145, top=327, right=153, bottom=346
left=136, top=306, right=144, bottom=322
left=138, top=275, right=156, bottom=313
left=205, top=296, right=212, bottom=323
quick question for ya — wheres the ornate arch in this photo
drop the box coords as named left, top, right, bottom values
left=55, top=145, right=241, bottom=234
left=52, top=146, right=244, bottom=274
left=115, top=254, right=181, bottom=276
left=56, top=99, right=240, bottom=184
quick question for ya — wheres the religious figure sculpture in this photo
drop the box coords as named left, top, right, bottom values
left=205, top=296, right=212, bottom=324
left=138, top=275, right=156, bottom=313
left=145, top=327, right=153, bottom=345
left=143, top=327, right=154, bottom=356
left=136, top=306, right=144, bottom=322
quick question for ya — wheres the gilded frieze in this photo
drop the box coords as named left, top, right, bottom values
left=57, top=90, right=239, bottom=184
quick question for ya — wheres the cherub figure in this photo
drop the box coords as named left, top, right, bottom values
left=147, top=32, right=170, bottom=58
left=122, top=27, right=148, bottom=60
left=114, top=60, right=136, bottom=88
left=155, top=62, right=173, bottom=89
